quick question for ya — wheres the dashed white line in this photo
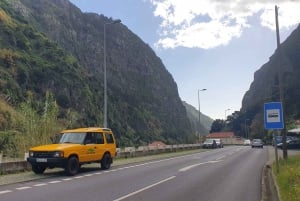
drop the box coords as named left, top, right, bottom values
left=49, top=180, right=61, bottom=184
left=0, top=190, right=12, bottom=195
left=34, top=183, right=47, bottom=187
left=62, top=178, right=73, bottom=181
left=179, top=160, right=222, bottom=172
left=16, top=186, right=32, bottom=190
left=113, top=176, right=176, bottom=201
left=216, top=156, right=225, bottom=160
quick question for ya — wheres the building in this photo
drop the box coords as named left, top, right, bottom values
left=207, top=132, right=243, bottom=145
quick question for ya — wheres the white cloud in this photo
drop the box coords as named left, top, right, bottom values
left=149, top=0, right=300, bottom=49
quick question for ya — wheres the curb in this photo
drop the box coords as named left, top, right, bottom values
left=261, top=164, right=280, bottom=201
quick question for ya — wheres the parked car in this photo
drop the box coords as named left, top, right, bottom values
left=202, top=139, right=217, bottom=149
left=273, top=135, right=295, bottom=146
left=243, top=139, right=251, bottom=146
left=213, top=139, right=224, bottom=148
left=251, top=139, right=263, bottom=148
left=277, top=139, right=300, bottom=149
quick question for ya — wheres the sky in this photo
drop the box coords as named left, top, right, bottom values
left=69, top=0, right=300, bottom=120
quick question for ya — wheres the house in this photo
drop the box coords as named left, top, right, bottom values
left=207, top=132, right=243, bottom=145
left=148, top=141, right=167, bottom=148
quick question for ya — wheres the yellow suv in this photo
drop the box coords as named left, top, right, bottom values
left=27, top=127, right=116, bottom=175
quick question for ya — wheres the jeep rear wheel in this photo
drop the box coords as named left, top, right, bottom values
left=101, top=153, right=111, bottom=170
left=32, top=165, right=46, bottom=174
left=65, top=156, right=79, bottom=176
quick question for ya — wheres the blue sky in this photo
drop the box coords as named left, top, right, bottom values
left=69, top=0, right=300, bottom=120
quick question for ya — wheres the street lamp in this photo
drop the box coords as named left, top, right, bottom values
left=198, top=89, right=207, bottom=138
left=224, top=108, right=231, bottom=120
left=103, top=19, right=121, bottom=128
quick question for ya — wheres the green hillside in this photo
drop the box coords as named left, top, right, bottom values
left=0, top=0, right=195, bottom=156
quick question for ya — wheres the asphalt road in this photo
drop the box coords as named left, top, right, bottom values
left=0, top=146, right=268, bottom=201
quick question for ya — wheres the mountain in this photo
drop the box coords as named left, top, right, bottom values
left=241, top=24, right=300, bottom=135
left=0, top=0, right=193, bottom=146
left=183, top=101, right=213, bottom=135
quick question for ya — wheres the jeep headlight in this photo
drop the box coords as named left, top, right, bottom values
left=53, top=151, right=64, bottom=158
left=29, top=151, right=34, bottom=157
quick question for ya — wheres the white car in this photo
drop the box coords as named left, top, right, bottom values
left=243, top=139, right=251, bottom=146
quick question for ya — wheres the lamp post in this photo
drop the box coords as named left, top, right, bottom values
left=224, top=108, right=231, bottom=120
left=198, top=89, right=207, bottom=140
left=103, top=19, right=121, bottom=128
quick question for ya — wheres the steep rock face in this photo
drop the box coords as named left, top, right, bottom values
left=183, top=101, right=213, bottom=135
left=2, top=0, right=193, bottom=145
left=242, top=25, right=300, bottom=124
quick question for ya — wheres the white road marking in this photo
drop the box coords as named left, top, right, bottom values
left=62, top=178, right=73, bottom=181
left=74, top=176, right=84, bottom=179
left=113, top=176, right=176, bottom=201
left=216, top=156, right=226, bottom=160
left=49, top=180, right=61, bottom=184
left=179, top=160, right=222, bottom=172
left=34, top=183, right=47, bottom=187
left=0, top=190, right=12, bottom=195
left=16, top=186, right=32, bottom=190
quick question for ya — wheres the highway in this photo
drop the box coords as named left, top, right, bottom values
left=0, top=146, right=268, bottom=201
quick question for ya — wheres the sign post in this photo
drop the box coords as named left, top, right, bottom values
left=264, top=102, right=284, bottom=173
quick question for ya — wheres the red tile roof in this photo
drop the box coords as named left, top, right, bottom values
left=207, top=132, right=235, bottom=138
left=148, top=141, right=167, bottom=147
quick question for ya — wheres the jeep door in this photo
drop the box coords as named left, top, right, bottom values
left=81, top=133, right=101, bottom=162
left=94, top=132, right=106, bottom=160
left=103, top=132, right=116, bottom=157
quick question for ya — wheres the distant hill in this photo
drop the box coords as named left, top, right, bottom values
left=183, top=101, right=213, bottom=135
left=0, top=0, right=194, bottom=146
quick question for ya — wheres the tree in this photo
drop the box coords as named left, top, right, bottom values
left=210, top=119, right=225, bottom=133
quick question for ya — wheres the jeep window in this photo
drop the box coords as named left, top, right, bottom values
left=59, top=132, right=86, bottom=144
left=95, top=133, right=104, bottom=144
left=105, top=133, right=114, bottom=144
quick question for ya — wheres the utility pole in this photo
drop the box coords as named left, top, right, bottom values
left=198, top=89, right=207, bottom=142
left=275, top=5, right=288, bottom=159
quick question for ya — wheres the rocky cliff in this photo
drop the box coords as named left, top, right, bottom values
left=0, top=0, right=194, bottom=146
left=241, top=24, right=300, bottom=132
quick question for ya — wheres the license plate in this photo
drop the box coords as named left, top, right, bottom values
left=36, top=158, right=47, bottom=163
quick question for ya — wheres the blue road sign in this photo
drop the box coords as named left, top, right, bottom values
left=264, top=102, right=284, bottom=129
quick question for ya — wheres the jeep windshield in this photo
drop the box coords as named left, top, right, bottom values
left=58, top=132, right=86, bottom=144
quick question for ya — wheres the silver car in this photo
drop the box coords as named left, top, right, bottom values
left=251, top=139, right=263, bottom=148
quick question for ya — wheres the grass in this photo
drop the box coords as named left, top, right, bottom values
left=272, top=155, right=300, bottom=201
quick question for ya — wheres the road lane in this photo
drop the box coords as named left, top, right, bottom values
left=0, top=146, right=267, bottom=201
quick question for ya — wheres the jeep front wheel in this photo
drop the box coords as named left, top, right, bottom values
left=101, top=153, right=111, bottom=170
left=32, top=165, right=46, bottom=174
left=65, top=156, right=79, bottom=176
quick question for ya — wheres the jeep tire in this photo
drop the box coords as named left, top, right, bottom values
left=65, top=156, right=80, bottom=176
left=101, top=153, right=111, bottom=170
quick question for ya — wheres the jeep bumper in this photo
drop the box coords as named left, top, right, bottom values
left=27, top=157, right=68, bottom=168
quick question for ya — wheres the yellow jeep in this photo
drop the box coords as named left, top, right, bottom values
left=27, top=127, right=116, bottom=175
